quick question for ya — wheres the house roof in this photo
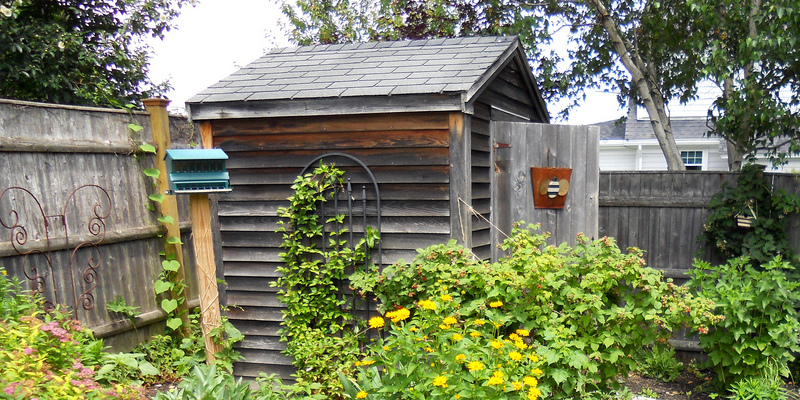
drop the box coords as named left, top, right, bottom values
left=187, top=36, right=548, bottom=122
left=593, top=116, right=713, bottom=140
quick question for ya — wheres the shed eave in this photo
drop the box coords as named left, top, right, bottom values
left=187, top=93, right=465, bottom=122
left=462, top=39, right=550, bottom=123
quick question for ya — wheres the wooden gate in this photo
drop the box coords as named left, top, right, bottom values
left=491, top=122, right=600, bottom=257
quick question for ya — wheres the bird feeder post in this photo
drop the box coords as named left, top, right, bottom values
left=161, top=121, right=231, bottom=364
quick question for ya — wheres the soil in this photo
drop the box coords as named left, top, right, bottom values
left=622, top=370, right=716, bottom=400
left=622, top=370, right=800, bottom=400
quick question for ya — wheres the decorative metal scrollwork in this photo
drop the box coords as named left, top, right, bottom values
left=0, top=184, right=111, bottom=318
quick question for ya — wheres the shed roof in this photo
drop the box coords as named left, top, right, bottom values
left=187, top=36, right=548, bottom=122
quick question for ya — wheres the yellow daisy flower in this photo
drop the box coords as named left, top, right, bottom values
left=368, top=316, right=385, bottom=329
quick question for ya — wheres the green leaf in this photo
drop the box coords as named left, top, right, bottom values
left=550, top=368, right=570, bottom=384
left=154, top=279, right=172, bottom=294
left=161, top=299, right=178, bottom=313
left=143, top=168, right=161, bottom=178
left=165, top=317, right=183, bottom=331
left=138, top=143, right=156, bottom=153
left=166, top=236, right=183, bottom=245
left=149, top=193, right=166, bottom=203
left=138, top=361, right=159, bottom=376
left=128, top=123, right=144, bottom=132
left=157, top=215, right=174, bottom=224
left=162, top=260, right=181, bottom=272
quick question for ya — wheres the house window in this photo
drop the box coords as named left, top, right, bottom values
left=681, top=150, right=703, bottom=170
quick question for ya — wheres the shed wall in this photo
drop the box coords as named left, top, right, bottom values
left=210, top=112, right=457, bottom=379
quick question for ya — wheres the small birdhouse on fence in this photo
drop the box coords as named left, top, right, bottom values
left=164, top=149, right=232, bottom=195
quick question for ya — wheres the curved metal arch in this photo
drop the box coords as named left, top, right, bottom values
left=300, top=152, right=382, bottom=268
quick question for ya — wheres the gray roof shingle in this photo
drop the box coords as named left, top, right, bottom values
left=187, top=36, right=518, bottom=104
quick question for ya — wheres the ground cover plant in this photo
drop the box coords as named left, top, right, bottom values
left=0, top=268, right=145, bottom=399
left=351, top=223, right=721, bottom=399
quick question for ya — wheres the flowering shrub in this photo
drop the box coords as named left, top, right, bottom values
left=352, top=223, right=720, bottom=399
left=342, top=295, right=545, bottom=400
left=0, top=268, right=145, bottom=399
left=688, top=256, right=800, bottom=388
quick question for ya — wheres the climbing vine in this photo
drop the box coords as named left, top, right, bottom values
left=700, top=164, right=800, bottom=269
left=272, top=163, right=378, bottom=398
left=136, top=136, right=189, bottom=335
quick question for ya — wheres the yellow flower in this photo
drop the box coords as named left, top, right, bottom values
left=531, top=368, right=543, bottom=376
left=383, top=345, right=390, bottom=351
left=356, top=391, right=368, bottom=399
left=385, top=308, right=410, bottom=322
left=527, top=386, right=541, bottom=400
left=425, top=347, right=434, bottom=353
left=467, top=361, right=484, bottom=371
left=368, top=317, right=385, bottom=329
left=443, top=316, right=458, bottom=325
left=474, top=319, right=486, bottom=326
left=516, top=329, right=530, bottom=337
left=529, top=355, right=540, bottom=363
left=433, top=375, right=448, bottom=387
left=419, top=299, right=437, bottom=310
left=514, top=340, right=529, bottom=350
left=441, top=294, right=453, bottom=301
left=509, top=333, right=520, bottom=341
left=409, top=326, right=418, bottom=332
left=489, top=300, right=503, bottom=308
left=470, top=331, right=481, bottom=338
left=508, top=351, right=523, bottom=361
left=455, top=354, right=466, bottom=362
left=440, top=324, right=451, bottom=330
left=491, top=340, right=504, bottom=349
left=452, top=333, right=463, bottom=341
left=523, top=376, right=538, bottom=387
left=361, top=359, right=375, bottom=366
left=487, top=375, right=504, bottom=386
left=456, top=395, right=461, bottom=399
left=492, top=370, right=503, bottom=378
left=354, top=361, right=362, bottom=367
left=512, top=381, right=523, bottom=390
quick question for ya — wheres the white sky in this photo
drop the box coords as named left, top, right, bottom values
left=146, top=0, right=715, bottom=124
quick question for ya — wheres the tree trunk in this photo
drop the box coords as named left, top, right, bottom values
left=586, top=0, right=685, bottom=170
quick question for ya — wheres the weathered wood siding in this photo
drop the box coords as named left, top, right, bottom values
left=492, top=122, right=600, bottom=247
left=210, top=112, right=457, bottom=380
left=598, top=171, right=800, bottom=283
left=0, top=99, right=199, bottom=351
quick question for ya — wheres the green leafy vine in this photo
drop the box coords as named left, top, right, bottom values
left=137, top=141, right=189, bottom=335
left=700, top=164, right=800, bottom=269
left=272, top=163, right=379, bottom=398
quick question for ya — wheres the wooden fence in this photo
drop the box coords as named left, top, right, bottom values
left=0, top=99, right=200, bottom=351
left=598, top=171, right=800, bottom=284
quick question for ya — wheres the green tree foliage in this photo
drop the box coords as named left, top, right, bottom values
left=0, top=0, right=192, bottom=107
left=691, top=0, right=800, bottom=167
left=280, top=0, right=800, bottom=169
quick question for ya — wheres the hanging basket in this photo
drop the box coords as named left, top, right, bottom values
left=531, top=167, right=572, bottom=209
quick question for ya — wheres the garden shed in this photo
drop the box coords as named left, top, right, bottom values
left=186, top=36, right=598, bottom=380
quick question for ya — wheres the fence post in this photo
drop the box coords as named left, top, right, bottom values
left=142, top=98, right=192, bottom=338
left=192, top=121, right=224, bottom=362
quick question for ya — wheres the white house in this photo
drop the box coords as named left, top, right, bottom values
left=595, top=107, right=800, bottom=172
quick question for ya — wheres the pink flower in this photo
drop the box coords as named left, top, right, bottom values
left=23, top=347, right=34, bottom=355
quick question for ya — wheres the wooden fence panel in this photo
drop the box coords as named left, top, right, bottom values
left=492, top=122, right=599, bottom=247
left=0, top=99, right=199, bottom=351
left=598, top=171, right=800, bottom=282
